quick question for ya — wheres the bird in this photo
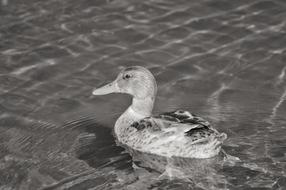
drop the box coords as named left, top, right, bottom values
left=92, top=66, right=227, bottom=159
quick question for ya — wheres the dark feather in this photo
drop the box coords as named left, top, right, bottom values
left=159, top=110, right=210, bottom=127
left=131, top=117, right=160, bottom=131
left=184, top=125, right=216, bottom=143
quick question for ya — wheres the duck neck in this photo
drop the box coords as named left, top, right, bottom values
left=115, top=96, right=155, bottom=141
left=116, top=96, right=155, bottom=126
left=130, top=96, right=155, bottom=117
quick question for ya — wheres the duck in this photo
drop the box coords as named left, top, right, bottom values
left=92, top=66, right=227, bottom=159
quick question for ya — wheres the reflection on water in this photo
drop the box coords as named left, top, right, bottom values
left=0, top=0, right=286, bottom=189
left=127, top=148, right=230, bottom=189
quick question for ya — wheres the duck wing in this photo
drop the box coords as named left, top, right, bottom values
left=130, top=110, right=226, bottom=144
left=157, top=110, right=211, bottom=127
left=159, top=110, right=226, bottom=144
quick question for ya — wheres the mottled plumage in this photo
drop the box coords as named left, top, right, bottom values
left=130, top=110, right=226, bottom=146
left=133, top=110, right=212, bottom=131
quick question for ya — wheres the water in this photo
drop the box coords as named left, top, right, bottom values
left=0, top=0, right=286, bottom=189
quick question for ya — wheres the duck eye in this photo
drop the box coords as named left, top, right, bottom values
left=123, top=74, right=132, bottom=79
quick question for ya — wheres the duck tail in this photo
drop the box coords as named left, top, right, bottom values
left=217, top=132, right=227, bottom=143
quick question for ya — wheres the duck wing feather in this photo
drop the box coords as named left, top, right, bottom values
left=130, top=110, right=226, bottom=144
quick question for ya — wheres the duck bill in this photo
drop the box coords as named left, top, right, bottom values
left=92, top=81, right=118, bottom=95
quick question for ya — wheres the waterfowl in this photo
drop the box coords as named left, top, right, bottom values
left=92, top=66, right=227, bottom=159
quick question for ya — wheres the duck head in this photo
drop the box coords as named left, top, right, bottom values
left=92, top=66, right=157, bottom=116
left=93, top=66, right=157, bottom=99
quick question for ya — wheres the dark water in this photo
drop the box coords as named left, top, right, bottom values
left=0, top=0, right=286, bottom=189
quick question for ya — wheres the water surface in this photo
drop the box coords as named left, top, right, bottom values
left=0, top=0, right=286, bottom=189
